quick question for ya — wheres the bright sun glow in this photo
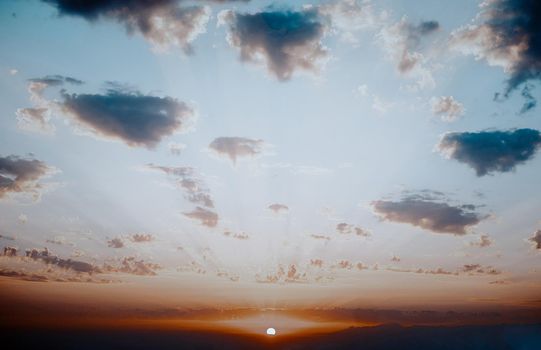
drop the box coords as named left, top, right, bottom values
left=266, top=327, right=276, bottom=336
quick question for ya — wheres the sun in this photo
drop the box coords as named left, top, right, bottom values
left=266, top=327, right=276, bottom=336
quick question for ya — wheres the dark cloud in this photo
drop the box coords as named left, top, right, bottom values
left=219, top=8, right=328, bottom=80
left=268, top=203, right=288, bottom=213
left=183, top=207, right=218, bottom=227
left=0, top=155, right=55, bottom=200
left=452, top=0, right=541, bottom=110
left=209, top=137, right=265, bottom=163
left=3, top=246, right=18, bottom=257
left=529, top=229, right=541, bottom=249
left=29, top=75, right=84, bottom=86
left=0, top=269, right=49, bottom=282
left=24, top=248, right=97, bottom=273
left=41, top=0, right=214, bottom=53
left=372, top=193, right=486, bottom=235
left=107, top=238, right=124, bottom=248
left=438, top=129, right=541, bottom=176
left=60, top=89, right=195, bottom=148
left=147, top=165, right=214, bottom=208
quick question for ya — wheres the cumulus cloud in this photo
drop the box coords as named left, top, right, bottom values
left=336, top=223, right=371, bottom=237
left=377, top=18, right=439, bottom=89
left=60, top=89, right=195, bottom=148
left=219, top=8, right=328, bottom=80
left=147, top=164, right=214, bottom=208
left=41, top=0, right=214, bottom=53
left=184, top=207, right=218, bottom=227
left=372, top=192, right=487, bottom=235
left=470, top=234, right=492, bottom=248
left=437, top=129, right=541, bottom=176
left=529, top=229, right=541, bottom=249
left=451, top=0, right=541, bottom=111
left=208, top=137, right=265, bottom=164
left=0, top=155, right=56, bottom=201
left=268, top=203, right=288, bottom=213
left=430, top=96, right=465, bottom=122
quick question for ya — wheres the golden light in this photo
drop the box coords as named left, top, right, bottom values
left=266, top=327, right=276, bottom=336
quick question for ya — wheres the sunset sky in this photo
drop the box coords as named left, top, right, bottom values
left=1, top=0, right=540, bottom=334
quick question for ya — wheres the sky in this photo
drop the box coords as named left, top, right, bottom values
left=1, top=0, right=541, bottom=334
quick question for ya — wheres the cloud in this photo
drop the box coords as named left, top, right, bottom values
left=311, top=234, right=331, bottom=240
left=103, top=256, right=161, bottom=276
left=16, top=107, right=55, bottom=134
left=336, top=223, right=371, bottom=237
left=41, top=0, right=212, bottom=53
left=450, top=0, right=541, bottom=109
left=310, top=259, right=324, bottom=268
left=335, top=260, right=354, bottom=269
left=15, top=75, right=82, bottom=134
left=256, top=264, right=307, bottom=284
left=169, top=142, right=186, bottom=155
left=107, top=238, right=124, bottom=248
left=372, top=192, right=487, bottom=235
left=130, top=233, right=154, bottom=243
left=184, top=207, right=218, bottom=227
left=0, top=155, right=57, bottom=201
left=268, top=203, right=288, bottom=213
left=377, top=18, right=439, bottom=89
left=430, top=96, right=465, bottom=122
left=18, top=214, right=28, bottom=224
left=470, top=234, right=492, bottom=248
left=3, top=247, right=18, bottom=257
left=60, top=89, right=195, bottom=148
left=147, top=164, right=214, bottom=208
left=223, top=231, right=249, bottom=240
left=24, top=248, right=97, bottom=273
left=529, top=229, right=541, bottom=249
left=437, top=129, right=541, bottom=176
left=208, top=137, right=265, bottom=164
left=29, top=75, right=84, bottom=86
left=318, top=0, right=380, bottom=44
left=219, top=8, right=328, bottom=80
